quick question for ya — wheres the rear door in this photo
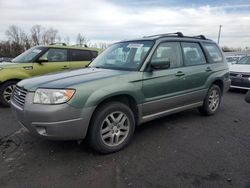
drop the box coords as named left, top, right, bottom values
left=179, top=42, right=212, bottom=92
left=69, top=49, right=94, bottom=69
left=32, top=48, right=69, bottom=76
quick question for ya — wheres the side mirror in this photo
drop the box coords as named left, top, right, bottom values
left=245, top=91, right=250, bottom=103
left=150, top=60, right=170, bottom=71
left=37, top=59, right=48, bottom=64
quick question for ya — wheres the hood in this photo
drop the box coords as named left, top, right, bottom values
left=229, top=64, right=250, bottom=73
left=0, top=61, right=25, bottom=69
left=18, top=68, right=132, bottom=91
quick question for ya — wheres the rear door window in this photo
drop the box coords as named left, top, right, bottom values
left=70, top=50, right=92, bottom=61
left=203, top=43, right=223, bottom=63
left=181, top=42, right=206, bottom=66
left=91, top=51, right=98, bottom=58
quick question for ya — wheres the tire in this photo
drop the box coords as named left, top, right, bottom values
left=198, top=84, right=222, bottom=116
left=0, top=81, right=17, bottom=107
left=88, top=101, right=135, bottom=154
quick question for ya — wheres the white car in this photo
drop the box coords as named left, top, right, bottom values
left=226, top=55, right=244, bottom=65
left=230, top=56, right=250, bottom=89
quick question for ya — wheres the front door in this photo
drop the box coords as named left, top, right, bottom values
left=142, top=42, right=188, bottom=117
left=32, top=48, right=69, bottom=76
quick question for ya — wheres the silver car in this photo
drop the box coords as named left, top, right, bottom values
left=230, top=56, right=250, bottom=90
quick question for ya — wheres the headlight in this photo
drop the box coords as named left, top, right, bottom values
left=33, top=88, right=75, bottom=104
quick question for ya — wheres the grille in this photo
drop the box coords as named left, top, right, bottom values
left=230, top=72, right=250, bottom=78
left=13, top=86, right=27, bottom=106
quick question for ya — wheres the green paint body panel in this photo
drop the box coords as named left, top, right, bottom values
left=11, top=36, right=231, bottom=140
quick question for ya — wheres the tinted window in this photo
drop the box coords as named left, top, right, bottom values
left=182, top=42, right=206, bottom=66
left=71, top=50, right=92, bottom=61
left=203, top=43, right=223, bottom=63
left=151, top=42, right=183, bottom=68
left=39, top=48, right=67, bottom=62
left=91, top=51, right=98, bottom=58
left=236, top=56, right=250, bottom=65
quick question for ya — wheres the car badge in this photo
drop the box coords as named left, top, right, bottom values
left=18, top=91, right=21, bottom=96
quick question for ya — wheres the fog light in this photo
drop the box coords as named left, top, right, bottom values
left=36, top=127, right=47, bottom=135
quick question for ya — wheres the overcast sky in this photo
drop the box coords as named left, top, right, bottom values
left=0, top=0, right=250, bottom=47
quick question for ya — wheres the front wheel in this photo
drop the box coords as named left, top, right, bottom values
left=198, top=85, right=222, bottom=116
left=88, top=101, right=135, bottom=154
left=0, top=81, right=17, bottom=107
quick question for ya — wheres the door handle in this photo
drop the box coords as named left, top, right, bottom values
left=175, top=71, right=185, bottom=77
left=62, top=66, right=69, bottom=69
left=206, top=67, right=212, bottom=72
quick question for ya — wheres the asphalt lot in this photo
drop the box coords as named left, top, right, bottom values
left=0, top=90, right=250, bottom=188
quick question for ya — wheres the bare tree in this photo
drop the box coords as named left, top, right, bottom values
left=5, top=25, right=28, bottom=55
left=64, top=36, right=70, bottom=45
left=42, top=28, right=58, bottom=45
left=76, top=33, right=88, bottom=47
left=30, top=25, right=44, bottom=45
left=5, top=25, right=22, bottom=45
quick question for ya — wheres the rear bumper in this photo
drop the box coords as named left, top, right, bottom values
left=11, top=92, right=95, bottom=140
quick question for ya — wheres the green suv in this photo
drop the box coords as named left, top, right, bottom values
left=0, top=45, right=99, bottom=106
left=11, top=33, right=230, bottom=153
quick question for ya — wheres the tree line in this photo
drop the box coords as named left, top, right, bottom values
left=0, top=25, right=109, bottom=58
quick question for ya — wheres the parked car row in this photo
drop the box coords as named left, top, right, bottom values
left=226, top=55, right=245, bottom=64
left=0, top=57, right=12, bottom=62
left=10, top=32, right=231, bottom=153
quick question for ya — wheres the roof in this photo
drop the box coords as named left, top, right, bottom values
left=120, top=32, right=213, bottom=43
left=36, top=44, right=99, bottom=52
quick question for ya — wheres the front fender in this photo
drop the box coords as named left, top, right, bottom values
left=0, top=68, right=31, bottom=83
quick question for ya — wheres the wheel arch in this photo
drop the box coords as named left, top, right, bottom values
left=91, top=94, right=139, bottom=125
left=0, top=79, right=22, bottom=87
left=211, top=79, right=224, bottom=93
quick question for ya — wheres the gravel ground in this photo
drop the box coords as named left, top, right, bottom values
left=0, top=90, right=250, bottom=188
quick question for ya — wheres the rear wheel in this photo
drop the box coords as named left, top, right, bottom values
left=0, top=81, right=17, bottom=107
left=198, top=84, right=221, bottom=116
left=88, top=101, right=135, bottom=154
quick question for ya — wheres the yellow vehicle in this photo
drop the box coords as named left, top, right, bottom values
left=0, top=44, right=99, bottom=106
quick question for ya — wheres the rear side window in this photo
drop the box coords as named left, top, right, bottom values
left=181, top=42, right=206, bottom=66
left=71, top=50, right=92, bottom=61
left=91, top=51, right=98, bottom=58
left=203, top=43, right=223, bottom=63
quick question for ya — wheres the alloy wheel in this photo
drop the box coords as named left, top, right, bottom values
left=100, top=111, right=130, bottom=147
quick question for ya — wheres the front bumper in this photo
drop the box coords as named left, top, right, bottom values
left=11, top=92, right=95, bottom=140
left=230, top=73, right=250, bottom=90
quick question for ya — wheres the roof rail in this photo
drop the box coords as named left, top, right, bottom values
left=192, top=35, right=206, bottom=40
left=143, top=32, right=184, bottom=38
left=49, top=43, right=67, bottom=46
left=143, top=32, right=209, bottom=40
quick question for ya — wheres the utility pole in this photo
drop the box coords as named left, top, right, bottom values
left=217, top=25, right=222, bottom=45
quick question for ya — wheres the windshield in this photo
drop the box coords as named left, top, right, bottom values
left=90, top=41, right=154, bottom=71
left=12, top=47, right=45, bottom=63
left=236, top=56, right=250, bottom=65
